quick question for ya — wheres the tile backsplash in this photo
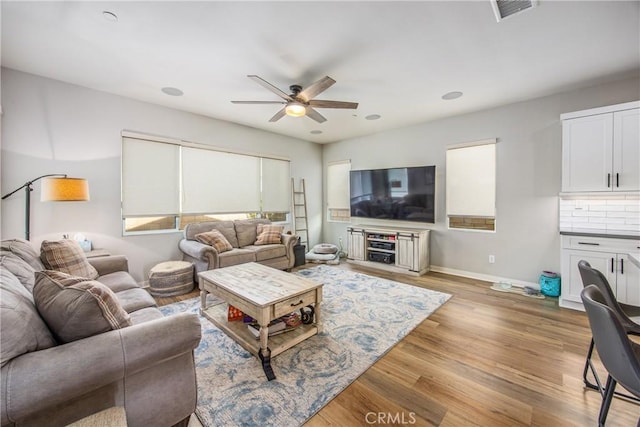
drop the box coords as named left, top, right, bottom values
left=559, top=194, right=640, bottom=235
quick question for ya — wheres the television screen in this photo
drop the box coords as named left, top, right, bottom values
left=350, top=166, right=435, bottom=223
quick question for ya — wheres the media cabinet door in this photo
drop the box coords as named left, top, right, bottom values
left=347, top=228, right=366, bottom=261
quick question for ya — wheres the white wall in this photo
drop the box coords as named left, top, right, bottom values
left=1, top=68, right=322, bottom=282
left=322, top=76, right=640, bottom=286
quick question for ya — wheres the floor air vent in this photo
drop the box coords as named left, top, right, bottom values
left=491, top=0, right=537, bottom=22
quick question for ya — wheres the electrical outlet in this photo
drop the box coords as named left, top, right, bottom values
left=489, top=255, right=495, bottom=264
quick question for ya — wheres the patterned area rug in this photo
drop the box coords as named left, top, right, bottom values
left=160, top=265, right=451, bottom=427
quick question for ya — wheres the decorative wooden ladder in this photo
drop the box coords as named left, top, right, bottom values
left=291, top=178, right=309, bottom=249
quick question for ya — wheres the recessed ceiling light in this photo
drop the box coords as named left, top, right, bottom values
left=365, top=114, right=381, bottom=120
left=102, top=11, right=118, bottom=22
left=310, top=130, right=322, bottom=135
left=442, top=91, right=463, bottom=100
left=161, top=87, right=184, bottom=97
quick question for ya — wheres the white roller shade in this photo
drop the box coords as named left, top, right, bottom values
left=182, top=147, right=260, bottom=214
left=122, top=137, right=180, bottom=216
left=262, top=158, right=290, bottom=212
left=446, top=141, right=496, bottom=217
left=327, top=160, right=351, bottom=209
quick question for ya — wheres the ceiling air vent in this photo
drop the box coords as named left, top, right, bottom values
left=490, top=0, right=537, bottom=22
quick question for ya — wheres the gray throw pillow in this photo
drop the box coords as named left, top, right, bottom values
left=40, top=239, right=99, bottom=280
left=0, top=238, right=45, bottom=271
left=1, top=269, right=56, bottom=367
left=33, top=270, right=132, bottom=343
left=0, top=251, right=37, bottom=292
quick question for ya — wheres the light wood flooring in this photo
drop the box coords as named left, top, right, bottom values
left=155, top=262, right=640, bottom=426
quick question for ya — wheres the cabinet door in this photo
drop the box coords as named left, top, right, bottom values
left=395, top=234, right=414, bottom=270
left=562, top=114, right=613, bottom=192
left=613, top=108, right=640, bottom=191
left=562, top=250, right=616, bottom=303
left=347, top=229, right=365, bottom=261
left=616, top=254, right=640, bottom=306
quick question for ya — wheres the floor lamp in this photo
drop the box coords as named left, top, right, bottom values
left=1, top=174, right=90, bottom=240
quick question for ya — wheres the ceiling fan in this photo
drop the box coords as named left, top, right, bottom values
left=231, top=75, right=358, bottom=123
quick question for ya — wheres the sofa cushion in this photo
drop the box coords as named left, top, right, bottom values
left=218, top=248, right=256, bottom=268
left=185, top=221, right=239, bottom=248
left=0, top=269, right=57, bottom=367
left=234, top=219, right=270, bottom=247
left=255, top=224, right=284, bottom=245
left=1, top=238, right=45, bottom=271
left=195, top=230, right=233, bottom=253
left=115, top=288, right=158, bottom=313
left=33, top=270, right=132, bottom=343
left=40, top=240, right=99, bottom=280
left=1, top=251, right=37, bottom=292
left=96, top=271, right=139, bottom=293
left=244, top=244, right=287, bottom=262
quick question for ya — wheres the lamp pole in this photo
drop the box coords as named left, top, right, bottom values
left=1, top=174, right=67, bottom=240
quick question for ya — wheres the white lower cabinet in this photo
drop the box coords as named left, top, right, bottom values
left=560, top=235, right=640, bottom=310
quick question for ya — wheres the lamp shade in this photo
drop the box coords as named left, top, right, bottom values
left=40, top=177, right=90, bottom=202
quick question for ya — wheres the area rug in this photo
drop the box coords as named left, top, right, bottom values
left=160, top=265, right=451, bottom=427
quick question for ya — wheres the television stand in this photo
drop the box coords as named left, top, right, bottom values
left=346, top=225, right=430, bottom=276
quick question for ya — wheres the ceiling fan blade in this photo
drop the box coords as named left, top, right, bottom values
left=247, top=75, right=294, bottom=101
left=231, top=101, right=286, bottom=105
left=269, top=107, right=287, bottom=122
left=308, top=100, right=358, bottom=109
left=305, top=108, right=327, bottom=123
left=297, top=76, right=336, bottom=102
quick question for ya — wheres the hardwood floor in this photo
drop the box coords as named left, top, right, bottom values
left=155, top=263, right=639, bottom=426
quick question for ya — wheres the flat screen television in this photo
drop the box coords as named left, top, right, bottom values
left=350, top=166, right=435, bottom=223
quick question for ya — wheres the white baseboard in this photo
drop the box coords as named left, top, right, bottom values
left=429, top=265, right=540, bottom=290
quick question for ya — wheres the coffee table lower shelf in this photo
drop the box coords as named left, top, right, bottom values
left=201, top=302, right=319, bottom=359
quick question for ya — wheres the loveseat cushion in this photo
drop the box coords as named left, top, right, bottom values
left=244, top=244, right=287, bottom=262
left=185, top=220, right=239, bottom=248
left=255, top=224, right=284, bottom=245
left=1, top=238, right=45, bottom=271
left=218, top=248, right=256, bottom=268
left=0, top=269, right=56, bottom=367
left=33, top=270, right=132, bottom=343
left=195, top=230, right=233, bottom=253
left=40, top=240, right=99, bottom=280
left=1, top=250, right=37, bottom=292
left=235, top=219, right=270, bottom=247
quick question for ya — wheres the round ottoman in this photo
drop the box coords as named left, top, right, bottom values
left=148, top=261, right=194, bottom=297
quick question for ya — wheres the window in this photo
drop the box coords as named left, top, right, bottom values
left=121, top=133, right=290, bottom=234
left=446, top=139, right=496, bottom=231
left=327, top=160, right=351, bottom=222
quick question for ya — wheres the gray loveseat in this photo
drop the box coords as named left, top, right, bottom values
left=0, top=239, right=201, bottom=427
left=179, top=219, right=297, bottom=277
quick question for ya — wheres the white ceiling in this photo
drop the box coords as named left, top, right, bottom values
left=2, top=1, right=639, bottom=144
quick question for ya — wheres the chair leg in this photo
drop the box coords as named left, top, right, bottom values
left=599, top=375, right=617, bottom=427
left=584, top=337, right=640, bottom=404
left=583, top=338, right=601, bottom=391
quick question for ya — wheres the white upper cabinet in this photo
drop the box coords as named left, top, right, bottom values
left=561, top=101, right=640, bottom=192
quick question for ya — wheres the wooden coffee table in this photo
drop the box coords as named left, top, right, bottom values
left=198, top=262, right=323, bottom=380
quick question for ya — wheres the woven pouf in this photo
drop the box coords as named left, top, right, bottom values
left=148, top=261, right=194, bottom=297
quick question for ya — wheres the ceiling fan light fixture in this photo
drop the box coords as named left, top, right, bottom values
left=285, top=103, right=306, bottom=117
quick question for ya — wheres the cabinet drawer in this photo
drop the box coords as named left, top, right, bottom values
left=273, top=290, right=317, bottom=318
left=562, top=235, right=640, bottom=252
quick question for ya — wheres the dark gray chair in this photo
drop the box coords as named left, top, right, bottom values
left=580, top=285, right=640, bottom=426
left=578, top=260, right=640, bottom=396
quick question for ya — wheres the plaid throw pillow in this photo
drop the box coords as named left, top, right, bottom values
left=40, top=239, right=98, bottom=279
left=255, top=224, right=284, bottom=245
left=33, top=270, right=132, bottom=343
left=195, top=230, right=233, bottom=253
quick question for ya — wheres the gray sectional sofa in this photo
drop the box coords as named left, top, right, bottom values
left=179, top=219, right=298, bottom=277
left=0, top=239, right=201, bottom=427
